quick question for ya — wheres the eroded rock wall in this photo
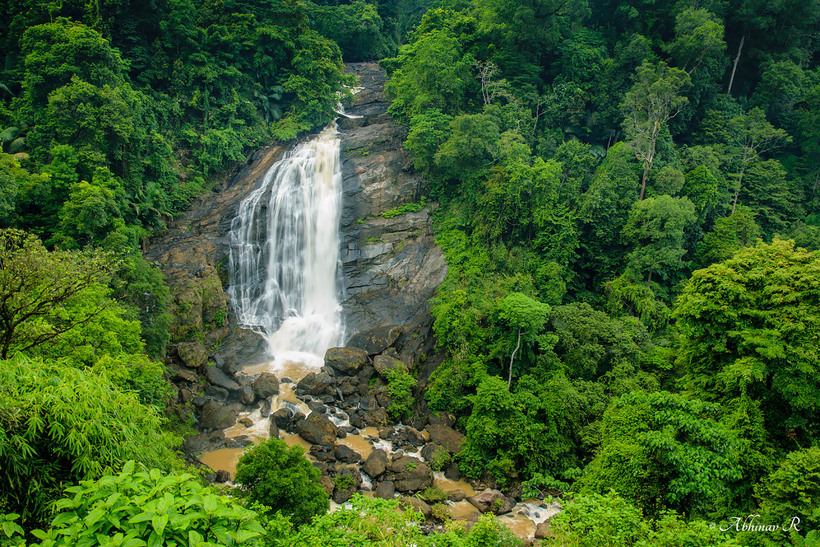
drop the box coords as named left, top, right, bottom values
left=144, top=62, right=445, bottom=426
left=339, top=63, right=447, bottom=365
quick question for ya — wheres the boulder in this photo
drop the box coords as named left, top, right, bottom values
left=346, top=326, right=402, bottom=355
left=259, top=397, right=272, bottom=418
left=535, top=521, right=553, bottom=539
left=320, top=476, right=335, bottom=496
left=269, top=421, right=279, bottom=439
left=363, top=407, right=389, bottom=427
left=390, top=456, right=433, bottom=492
left=295, top=413, right=338, bottom=446
left=204, top=385, right=229, bottom=402
left=170, top=365, right=198, bottom=383
left=444, top=463, right=461, bottom=481
left=325, top=347, right=369, bottom=376
left=253, top=373, right=279, bottom=398
left=359, top=394, right=378, bottom=411
left=205, top=364, right=240, bottom=392
left=239, top=386, right=255, bottom=405
left=199, top=400, right=237, bottom=430
left=400, top=496, right=432, bottom=519
left=362, top=449, right=389, bottom=478
left=334, top=444, right=362, bottom=463
left=296, top=372, right=333, bottom=396
left=332, top=469, right=361, bottom=503
left=467, top=489, right=514, bottom=515
left=427, top=411, right=457, bottom=428
left=374, top=480, right=395, bottom=500
left=425, top=424, right=465, bottom=454
left=373, top=354, right=405, bottom=379
left=448, top=490, right=467, bottom=502
left=271, top=408, right=293, bottom=429
left=357, top=365, right=376, bottom=384
left=308, top=400, right=327, bottom=414
left=238, top=417, right=253, bottom=427
left=213, top=470, right=231, bottom=483
left=177, top=341, right=208, bottom=369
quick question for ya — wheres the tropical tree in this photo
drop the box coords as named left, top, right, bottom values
left=580, top=391, right=742, bottom=518
left=674, top=239, right=820, bottom=447
left=0, top=229, right=116, bottom=359
left=0, top=356, right=179, bottom=528
left=621, top=61, right=690, bottom=200
left=725, top=107, right=790, bottom=214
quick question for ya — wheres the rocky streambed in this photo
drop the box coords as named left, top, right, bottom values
left=187, top=325, right=560, bottom=544
left=148, top=62, right=561, bottom=543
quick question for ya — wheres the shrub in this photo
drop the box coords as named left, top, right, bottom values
left=0, top=355, right=180, bottom=528
left=233, top=438, right=329, bottom=526
left=387, top=365, right=416, bottom=421
left=30, top=461, right=265, bottom=546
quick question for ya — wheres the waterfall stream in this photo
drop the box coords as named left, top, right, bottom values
left=228, top=125, right=345, bottom=367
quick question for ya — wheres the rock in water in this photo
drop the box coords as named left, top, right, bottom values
left=295, top=413, right=338, bottom=446
left=346, top=326, right=402, bottom=355
left=325, top=347, right=369, bottom=375
left=253, top=373, right=279, bottom=398
left=467, top=489, right=515, bottom=515
left=362, top=449, right=389, bottom=478
left=390, top=456, right=433, bottom=492
left=199, top=400, right=237, bottom=430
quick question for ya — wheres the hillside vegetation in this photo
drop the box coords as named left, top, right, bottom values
left=1, top=0, right=819, bottom=545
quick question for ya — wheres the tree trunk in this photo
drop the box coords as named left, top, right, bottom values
left=727, top=35, right=745, bottom=95
left=647, top=269, right=653, bottom=290
left=732, top=167, right=746, bottom=214
left=640, top=161, right=651, bottom=200
left=508, top=327, right=521, bottom=390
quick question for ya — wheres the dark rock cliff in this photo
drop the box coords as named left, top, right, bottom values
left=145, top=62, right=445, bottom=375
left=338, top=63, right=447, bottom=364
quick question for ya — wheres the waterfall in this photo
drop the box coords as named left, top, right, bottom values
left=228, top=125, right=344, bottom=367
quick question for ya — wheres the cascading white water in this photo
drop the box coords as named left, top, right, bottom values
left=228, top=125, right=344, bottom=367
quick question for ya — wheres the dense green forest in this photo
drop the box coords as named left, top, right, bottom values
left=1, top=0, right=819, bottom=544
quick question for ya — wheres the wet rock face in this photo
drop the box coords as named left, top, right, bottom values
left=390, top=456, right=433, bottom=492
left=325, top=347, right=369, bottom=375
left=346, top=325, right=402, bottom=355
left=296, top=413, right=339, bottom=446
left=362, top=449, right=389, bottom=478
left=199, top=400, right=237, bottom=430
left=253, top=373, right=279, bottom=398
left=339, top=63, right=447, bottom=366
left=467, top=489, right=515, bottom=515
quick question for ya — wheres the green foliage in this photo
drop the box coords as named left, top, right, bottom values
left=384, top=26, right=475, bottom=122
left=580, top=391, right=742, bottom=518
left=305, top=1, right=396, bottom=62
left=382, top=196, right=427, bottom=218
left=0, top=229, right=116, bottom=359
left=268, top=494, right=425, bottom=547
left=418, top=487, right=448, bottom=504
left=620, top=194, right=697, bottom=290
left=0, top=355, right=180, bottom=528
left=696, top=206, right=761, bottom=266
left=233, top=438, right=329, bottom=527
left=549, top=492, right=738, bottom=547
left=757, top=446, right=820, bottom=534
left=429, top=445, right=452, bottom=472
left=621, top=61, right=691, bottom=198
left=387, top=365, right=416, bottom=421
left=675, top=239, right=820, bottom=448
left=31, top=461, right=264, bottom=546
left=550, top=491, right=650, bottom=546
